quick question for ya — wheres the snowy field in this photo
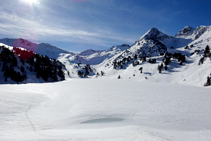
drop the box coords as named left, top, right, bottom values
left=1, top=79, right=211, bottom=141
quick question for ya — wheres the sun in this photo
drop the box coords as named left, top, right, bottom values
left=22, top=0, right=38, bottom=4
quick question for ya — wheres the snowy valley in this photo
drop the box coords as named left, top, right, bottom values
left=0, top=25, right=211, bottom=141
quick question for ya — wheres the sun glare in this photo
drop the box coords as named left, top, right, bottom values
left=23, top=0, right=39, bottom=4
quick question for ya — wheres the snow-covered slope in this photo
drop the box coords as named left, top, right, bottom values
left=173, top=26, right=211, bottom=49
left=74, top=44, right=130, bottom=65
left=0, top=38, right=75, bottom=59
left=0, top=79, right=211, bottom=140
left=175, top=25, right=196, bottom=39
left=92, top=25, right=211, bottom=87
left=58, top=44, right=131, bottom=78
left=175, top=26, right=211, bottom=40
left=184, top=26, right=211, bottom=50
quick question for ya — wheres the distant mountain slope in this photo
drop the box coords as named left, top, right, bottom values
left=175, top=25, right=211, bottom=40
left=0, top=25, right=211, bottom=86
left=75, top=44, right=131, bottom=65
left=94, top=25, right=211, bottom=87
left=0, top=44, right=68, bottom=84
left=0, top=38, right=130, bottom=65
left=173, top=26, right=211, bottom=50
left=111, top=25, right=211, bottom=61
left=58, top=44, right=131, bottom=78
left=0, top=38, right=75, bottom=59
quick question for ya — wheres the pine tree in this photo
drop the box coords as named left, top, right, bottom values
left=134, top=54, right=137, bottom=60
left=20, top=65, right=25, bottom=72
left=139, top=67, right=143, bottom=73
left=101, top=71, right=105, bottom=76
left=158, top=65, right=162, bottom=73
left=199, top=57, right=204, bottom=65
left=204, top=45, right=210, bottom=57
left=13, top=57, right=17, bottom=67
left=96, top=72, right=100, bottom=76
left=120, top=65, right=123, bottom=69
left=29, top=66, right=33, bottom=72
left=207, top=76, right=211, bottom=86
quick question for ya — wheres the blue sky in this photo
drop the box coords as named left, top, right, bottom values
left=0, top=0, right=211, bottom=52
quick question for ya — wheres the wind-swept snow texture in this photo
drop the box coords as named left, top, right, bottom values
left=0, top=79, right=211, bottom=141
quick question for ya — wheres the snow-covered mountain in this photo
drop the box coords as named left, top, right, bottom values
left=140, top=27, right=171, bottom=41
left=94, top=25, right=211, bottom=86
left=1, top=26, right=211, bottom=140
left=74, top=44, right=130, bottom=65
left=0, top=45, right=69, bottom=84
left=175, top=25, right=211, bottom=40
left=175, top=25, right=195, bottom=39
left=0, top=38, right=75, bottom=59
left=0, top=25, right=211, bottom=86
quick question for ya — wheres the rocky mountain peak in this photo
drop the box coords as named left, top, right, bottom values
left=140, top=27, right=170, bottom=41
left=175, top=26, right=195, bottom=37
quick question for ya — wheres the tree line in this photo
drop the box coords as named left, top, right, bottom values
left=0, top=46, right=65, bottom=83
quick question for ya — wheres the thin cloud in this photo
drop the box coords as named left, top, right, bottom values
left=0, top=0, right=157, bottom=49
left=0, top=7, right=135, bottom=48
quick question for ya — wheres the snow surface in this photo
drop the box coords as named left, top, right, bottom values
left=1, top=79, right=211, bottom=141
left=94, top=51, right=211, bottom=87
left=1, top=25, right=211, bottom=140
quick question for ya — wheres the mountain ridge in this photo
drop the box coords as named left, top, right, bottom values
left=0, top=38, right=74, bottom=59
left=140, top=27, right=172, bottom=41
left=0, top=25, right=211, bottom=86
